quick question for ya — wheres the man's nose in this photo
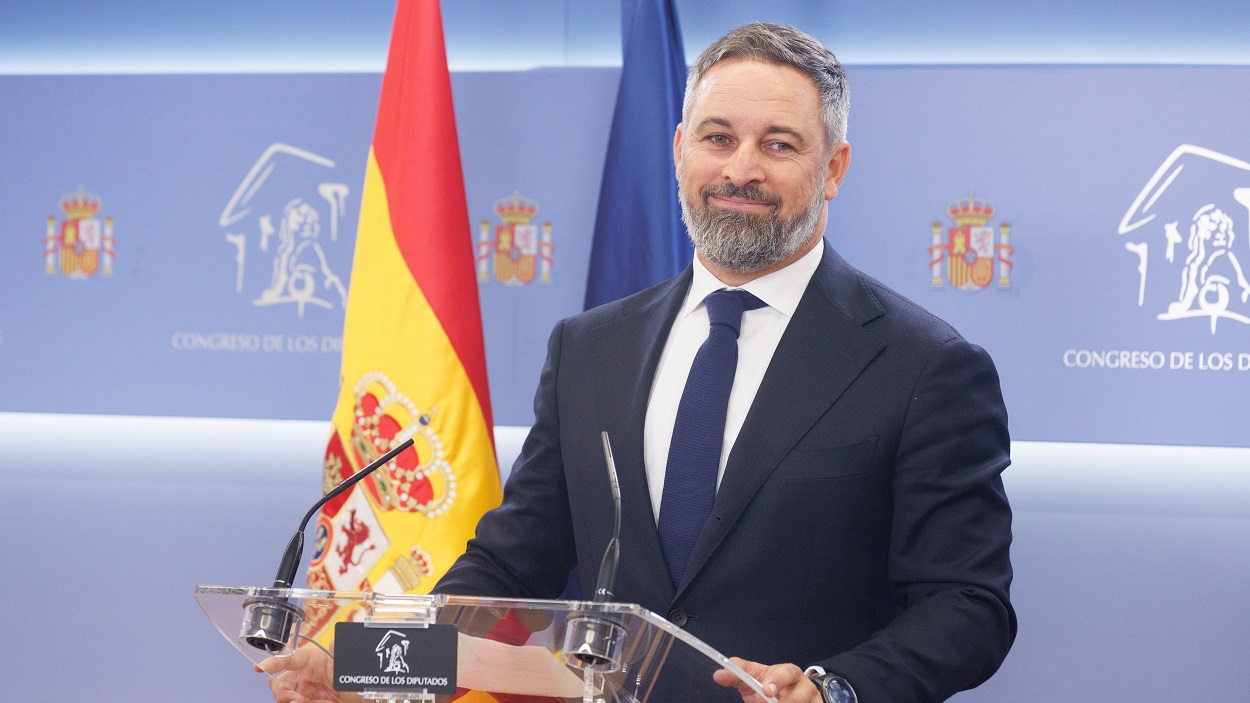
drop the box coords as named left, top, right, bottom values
left=721, top=145, right=765, bottom=187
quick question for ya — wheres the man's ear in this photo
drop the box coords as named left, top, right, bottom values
left=673, top=124, right=685, bottom=178
left=824, top=140, right=851, bottom=201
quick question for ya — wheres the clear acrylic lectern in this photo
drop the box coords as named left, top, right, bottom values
left=195, top=585, right=773, bottom=703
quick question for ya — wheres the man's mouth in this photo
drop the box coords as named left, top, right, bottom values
left=702, top=185, right=780, bottom=215
left=709, top=195, right=775, bottom=213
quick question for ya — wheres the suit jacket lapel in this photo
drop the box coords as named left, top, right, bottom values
left=592, top=270, right=692, bottom=602
left=677, top=244, right=887, bottom=597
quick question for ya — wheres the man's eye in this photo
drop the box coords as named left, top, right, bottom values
left=707, top=134, right=731, bottom=145
left=767, top=141, right=795, bottom=152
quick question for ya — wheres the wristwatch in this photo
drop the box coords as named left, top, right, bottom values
left=808, top=671, right=858, bottom=703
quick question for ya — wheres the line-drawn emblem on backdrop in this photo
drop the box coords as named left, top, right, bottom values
left=44, top=188, right=115, bottom=280
left=218, top=143, right=351, bottom=317
left=929, top=192, right=1014, bottom=291
left=476, top=191, right=554, bottom=286
left=1119, top=144, right=1250, bottom=334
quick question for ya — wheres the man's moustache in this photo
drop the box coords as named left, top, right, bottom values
left=700, top=184, right=781, bottom=208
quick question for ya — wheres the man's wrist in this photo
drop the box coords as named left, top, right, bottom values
left=803, top=666, right=857, bottom=703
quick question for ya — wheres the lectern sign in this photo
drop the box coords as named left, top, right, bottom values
left=333, top=623, right=457, bottom=694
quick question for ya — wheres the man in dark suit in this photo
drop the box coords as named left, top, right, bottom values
left=436, top=22, right=1014, bottom=703
left=263, top=20, right=1012, bottom=703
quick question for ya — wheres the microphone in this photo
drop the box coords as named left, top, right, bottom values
left=241, top=438, right=415, bottom=654
left=562, top=431, right=627, bottom=672
left=592, top=431, right=622, bottom=602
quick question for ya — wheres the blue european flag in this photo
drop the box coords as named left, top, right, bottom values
left=583, top=0, right=691, bottom=310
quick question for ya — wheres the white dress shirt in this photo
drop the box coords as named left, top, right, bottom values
left=643, top=242, right=825, bottom=522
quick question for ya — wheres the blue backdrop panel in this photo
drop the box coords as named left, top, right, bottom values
left=831, top=67, right=1250, bottom=448
left=455, top=68, right=618, bottom=425
left=0, top=74, right=377, bottom=419
left=2, top=66, right=1248, bottom=446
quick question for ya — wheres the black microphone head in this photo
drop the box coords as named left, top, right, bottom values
left=241, top=596, right=304, bottom=654
left=561, top=615, right=626, bottom=672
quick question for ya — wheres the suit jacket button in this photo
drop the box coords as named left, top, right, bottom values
left=669, top=608, right=688, bottom=627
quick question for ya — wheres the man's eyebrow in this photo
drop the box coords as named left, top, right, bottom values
left=764, top=126, right=809, bottom=147
left=692, top=117, right=733, bottom=132
left=691, top=117, right=811, bottom=147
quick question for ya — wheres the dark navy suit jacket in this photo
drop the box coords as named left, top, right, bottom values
left=436, top=241, right=1016, bottom=703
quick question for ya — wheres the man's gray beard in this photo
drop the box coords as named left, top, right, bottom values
left=680, top=183, right=825, bottom=273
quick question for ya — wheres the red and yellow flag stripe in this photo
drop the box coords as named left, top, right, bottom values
left=314, top=0, right=500, bottom=617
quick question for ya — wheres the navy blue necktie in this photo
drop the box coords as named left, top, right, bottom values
left=658, top=288, right=766, bottom=587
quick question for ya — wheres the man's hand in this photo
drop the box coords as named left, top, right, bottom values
left=255, top=643, right=361, bottom=703
left=713, top=657, right=823, bottom=703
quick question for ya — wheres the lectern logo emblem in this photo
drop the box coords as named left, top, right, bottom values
left=376, top=630, right=411, bottom=674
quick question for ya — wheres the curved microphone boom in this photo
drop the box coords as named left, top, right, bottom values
left=242, top=438, right=415, bottom=653
left=593, top=431, right=622, bottom=602
left=272, top=437, right=415, bottom=589
left=563, top=431, right=627, bottom=671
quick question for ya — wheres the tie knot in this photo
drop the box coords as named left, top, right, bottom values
left=703, top=289, right=765, bottom=338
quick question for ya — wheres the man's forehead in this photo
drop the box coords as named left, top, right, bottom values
left=686, top=59, right=820, bottom=133
left=694, top=57, right=815, bottom=92
left=690, top=59, right=817, bottom=106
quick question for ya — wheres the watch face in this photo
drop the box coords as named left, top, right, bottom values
left=818, top=675, right=856, bottom=703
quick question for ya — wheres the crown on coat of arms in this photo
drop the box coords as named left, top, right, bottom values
left=389, top=546, right=435, bottom=591
left=947, top=191, right=995, bottom=227
left=59, top=188, right=102, bottom=221
left=345, top=371, right=456, bottom=517
left=493, top=191, right=539, bottom=225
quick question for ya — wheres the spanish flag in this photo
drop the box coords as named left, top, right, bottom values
left=304, top=0, right=501, bottom=636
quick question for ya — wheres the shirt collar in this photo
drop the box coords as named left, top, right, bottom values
left=682, top=240, right=825, bottom=319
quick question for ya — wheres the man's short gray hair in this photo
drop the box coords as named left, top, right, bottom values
left=682, top=22, right=849, bottom=149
